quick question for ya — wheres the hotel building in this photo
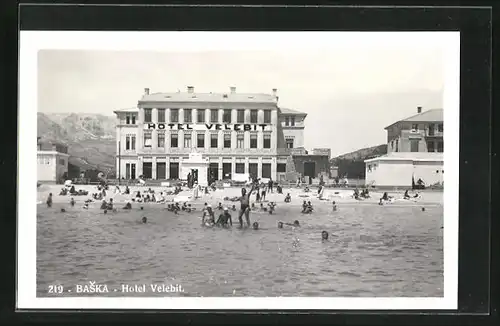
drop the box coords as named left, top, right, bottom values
left=114, top=86, right=330, bottom=185
left=364, top=107, right=444, bottom=188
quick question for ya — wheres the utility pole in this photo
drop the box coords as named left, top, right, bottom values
left=118, top=140, right=121, bottom=185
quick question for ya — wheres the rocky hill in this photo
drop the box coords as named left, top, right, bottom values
left=330, top=144, right=387, bottom=178
left=37, top=112, right=116, bottom=172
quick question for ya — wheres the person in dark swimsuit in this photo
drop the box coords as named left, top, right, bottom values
left=238, top=185, right=256, bottom=228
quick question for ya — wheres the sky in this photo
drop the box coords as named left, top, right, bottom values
left=37, top=33, right=445, bottom=157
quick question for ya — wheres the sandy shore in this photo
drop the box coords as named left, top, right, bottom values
left=37, top=183, right=443, bottom=207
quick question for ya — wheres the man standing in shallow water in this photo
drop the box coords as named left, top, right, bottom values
left=238, top=185, right=256, bottom=228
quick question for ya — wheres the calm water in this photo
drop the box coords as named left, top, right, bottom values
left=37, top=201, right=443, bottom=297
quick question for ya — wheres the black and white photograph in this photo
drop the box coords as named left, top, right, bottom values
left=18, top=31, right=459, bottom=310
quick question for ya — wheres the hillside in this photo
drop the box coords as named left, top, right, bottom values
left=37, top=112, right=116, bottom=172
left=330, top=144, right=387, bottom=179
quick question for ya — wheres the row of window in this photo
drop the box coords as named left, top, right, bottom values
left=37, top=157, right=66, bottom=165
left=124, top=162, right=287, bottom=180
left=411, top=123, right=444, bottom=134
left=140, top=108, right=272, bottom=124
left=389, top=139, right=443, bottom=153
left=125, top=133, right=273, bottom=150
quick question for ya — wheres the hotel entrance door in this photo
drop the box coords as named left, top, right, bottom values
left=209, top=163, right=219, bottom=183
left=304, top=162, right=316, bottom=185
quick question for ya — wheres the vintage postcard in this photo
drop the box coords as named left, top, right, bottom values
left=18, top=31, right=459, bottom=310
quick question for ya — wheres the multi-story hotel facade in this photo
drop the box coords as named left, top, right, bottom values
left=114, top=87, right=330, bottom=186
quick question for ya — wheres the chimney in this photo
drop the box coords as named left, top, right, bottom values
left=417, top=106, right=422, bottom=113
left=272, top=88, right=277, bottom=97
left=230, top=86, right=236, bottom=94
left=187, top=86, right=194, bottom=94
left=144, top=88, right=150, bottom=95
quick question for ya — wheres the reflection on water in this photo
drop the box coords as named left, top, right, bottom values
left=37, top=203, right=443, bottom=297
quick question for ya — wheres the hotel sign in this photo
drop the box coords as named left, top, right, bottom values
left=144, top=123, right=269, bottom=131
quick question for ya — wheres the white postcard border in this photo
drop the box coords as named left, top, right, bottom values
left=18, top=31, right=460, bottom=310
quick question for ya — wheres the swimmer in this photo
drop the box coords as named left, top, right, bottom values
left=332, top=200, right=337, bottom=211
left=422, top=207, right=426, bottom=212
left=278, top=221, right=284, bottom=228
left=252, top=222, right=259, bottom=230
left=251, top=203, right=256, bottom=210
left=60, top=208, right=66, bottom=213
left=82, top=202, right=89, bottom=209
left=100, top=200, right=107, bottom=210
left=46, top=193, right=53, bottom=208
left=107, top=198, right=114, bottom=210
left=202, top=205, right=215, bottom=226
left=70, top=197, right=75, bottom=207
left=216, top=207, right=232, bottom=227
left=238, top=184, right=256, bottom=228
left=322, top=231, right=329, bottom=240
left=123, top=202, right=132, bottom=209
left=142, top=216, right=147, bottom=224
left=140, top=206, right=144, bottom=210
left=104, top=209, right=107, bottom=214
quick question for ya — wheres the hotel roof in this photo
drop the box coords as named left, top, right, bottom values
left=385, top=108, right=443, bottom=129
left=113, top=108, right=138, bottom=114
left=139, top=92, right=278, bottom=104
left=279, top=107, right=307, bottom=116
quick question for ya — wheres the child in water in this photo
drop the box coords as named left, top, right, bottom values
left=46, top=193, right=53, bottom=208
left=70, top=197, right=75, bottom=207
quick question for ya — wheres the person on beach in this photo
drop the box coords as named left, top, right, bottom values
left=217, top=202, right=223, bottom=210
left=202, top=205, right=215, bottom=227
left=255, top=189, right=261, bottom=203
left=267, top=202, right=276, bottom=214
left=284, top=193, right=291, bottom=203
left=124, top=186, right=130, bottom=195
left=252, top=222, right=259, bottom=230
left=70, top=197, right=75, bottom=207
left=123, top=201, right=132, bottom=209
left=278, top=221, right=284, bottom=228
left=46, top=193, right=53, bottom=208
left=106, top=198, right=114, bottom=210
left=142, top=217, right=147, bottom=224
left=404, top=189, right=411, bottom=199
left=231, top=205, right=236, bottom=211
left=82, top=202, right=89, bottom=209
left=276, top=184, right=283, bottom=194
left=238, top=185, right=256, bottom=228
left=268, top=179, right=273, bottom=193
left=261, top=185, right=267, bottom=202
left=216, top=207, right=232, bottom=228
left=332, top=200, right=337, bottom=211
left=100, top=200, right=108, bottom=210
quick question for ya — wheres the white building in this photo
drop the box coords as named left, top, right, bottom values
left=37, top=138, right=69, bottom=184
left=364, top=152, right=443, bottom=188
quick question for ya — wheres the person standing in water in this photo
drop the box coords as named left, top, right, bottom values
left=238, top=184, right=256, bottom=228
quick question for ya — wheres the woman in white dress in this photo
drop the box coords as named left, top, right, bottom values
left=192, top=182, right=200, bottom=199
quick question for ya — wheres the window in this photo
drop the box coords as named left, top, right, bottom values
left=197, top=133, right=205, bottom=148
left=210, top=109, right=218, bottom=123
left=197, top=109, right=205, bottom=123
left=184, top=109, right=192, bottom=123
left=391, top=140, right=394, bottom=150
left=131, top=135, right=136, bottom=150
left=157, top=109, right=165, bottom=123
left=428, top=124, right=435, bottom=136
left=210, top=133, right=218, bottom=148
left=59, top=158, right=65, bottom=165
left=144, top=131, right=152, bottom=147
left=224, top=133, right=231, bottom=148
left=438, top=123, right=443, bottom=132
left=235, top=163, right=245, bottom=174
left=411, top=124, right=419, bottom=131
left=237, top=133, right=244, bottom=148
left=170, top=109, right=179, bottom=123
left=171, top=134, right=178, bottom=148
left=437, top=141, right=444, bottom=152
left=223, top=109, right=232, bottom=123
left=290, top=116, right=295, bottom=126
left=250, top=133, right=258, bottom=148
left=125, top=163, right=130, bottom=179
left=237, top=109, right=245, bottom=123
left=410, top=139, right=419, bottom=152
left=264, top=110, right=271, bottom=124
left=263, top=133, right=271, bottom=148
left=427, top=141, right=435, bottom=152
left=285, top=116, right=289, bottom=126
left=125, top=134, right=136, bottom=150
left=131, top=115, right=136, bottom=124
left=395, top=139, right=399, bottom=152
left=144, top=108, right=152, bottom=123
left=277, top=163, right=286, bottom=173
left=250, top=110, right=258, bottom=123
left=368, top=165, right=372, bottom=172
left=262, top=163, right=271, bottom=179
left=157, top=132, right=165, bottom=148
left=286, top=138, right=294, bottom=149
left=142, top=162, right=152, bottom=179
left=183, top=133, right=192, bottom=148
left=126, top=115, right=130, bottom=124
left=126, top=135, right=131, bottom=150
